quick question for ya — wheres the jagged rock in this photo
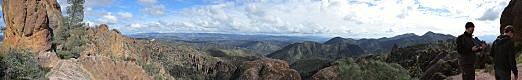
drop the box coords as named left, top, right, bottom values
left=85, top=24, right=127, bottom=58
left=500, top=0, right=522, bottom=43
left=234, top=58, right=301, bottom=80
left=82, top=24, right=174, bottom=80
left=78, top=56, right=152, bottom=80
left=1, top=0, right=63, bottom=53
left=420, top=59, right=459, bottom=80
left=311, top=66, right=339, bottom=80
left=385, top=40, right=460, bottom=78
left=46, top=56, right=154, bottom=80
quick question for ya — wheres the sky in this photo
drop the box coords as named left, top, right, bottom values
left=0, top=0, right=512, bottom=40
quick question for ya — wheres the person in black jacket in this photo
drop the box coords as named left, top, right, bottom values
left=457, top=22, right=487, bottom=80
left=491, top=25, right=518, bottom=80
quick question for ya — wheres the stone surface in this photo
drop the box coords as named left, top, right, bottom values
left=500, top=0, right=522, bottom=43
left=235, top=58, right=301, bottom=80
left=1, top=0, right=63, bottom=53
left=311, top=66, right=339, bottom=80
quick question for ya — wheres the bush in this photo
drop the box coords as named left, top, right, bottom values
left=138, top=60, right=160, bottom=76
left=53, top=25, right=88, bottom=59
left=336, top=58, right=413, bottom=80
left=1, top=48, right=51, bottom=80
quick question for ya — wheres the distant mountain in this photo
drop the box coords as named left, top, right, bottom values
left=267, top=41, right=366, bottom=79
left=129, top=33, right=329, bottom=55
left=324, top=31, right=455, bottom=53
left=267, top=41, right=366, bottom=64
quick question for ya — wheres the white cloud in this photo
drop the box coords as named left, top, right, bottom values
left=84, top=20, right=97, bottom=27
left=98, top=12, right=118, bottom=24
left=57, top=0, right=70, bottom=13
left=140, top=5, right=166, bottom=16
left=138, top=0, right=157, bottom=6
left=117, top=12, right=133, bottom=20
left=84, top=7, right=110, bottom=16
left=85, top=0, right=113, bottom=7
left=126, top=0, right=509, bottom=38
left=130, top=23, right=142, bottom=28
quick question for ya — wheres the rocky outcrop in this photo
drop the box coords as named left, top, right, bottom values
left=311, top=66, right=339, bottom=80
left=386, top=40, right=460, bottom=79
left=81, top=24, right=173, bottom=80
left=234, top=58, right=301, bottom=80
left=290, top=58, right=330, bottom=79
left=46, top=56, right=154, bottom=80
left=46, top=60, right=94, bottom=80
left=79, top=56, right=152, bottom=80
left=1, top=0, right=63, bottom=53
left=500, top=0, right=522, bottom=43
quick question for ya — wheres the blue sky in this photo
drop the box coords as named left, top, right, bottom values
left=0, top=0, right=511, bottom=40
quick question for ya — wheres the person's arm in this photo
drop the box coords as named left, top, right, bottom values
left=457, top=36, right=476, bottom=54
left=509, top=41, right=518, bottom=76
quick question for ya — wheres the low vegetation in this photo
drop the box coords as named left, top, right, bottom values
left=0, top=48, right=51, bottom=80
left=333, top=58, right=413, bottom=80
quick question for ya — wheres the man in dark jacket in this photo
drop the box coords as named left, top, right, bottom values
left=491, top=25, right=518, bottom=80
left=457, top=22, right=487, bottom=80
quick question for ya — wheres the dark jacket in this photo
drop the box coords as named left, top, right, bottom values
left=490, top=35, right=518, bottom=76
left=456, top=32, right=481, bottom=65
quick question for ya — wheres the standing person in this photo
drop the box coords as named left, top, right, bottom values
left=457, top=22, right=487, bottom=80
left=491, top=25, right=518, bottom=80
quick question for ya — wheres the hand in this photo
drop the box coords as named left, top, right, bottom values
left=481, top=43, right=487, bottom=49
left=472, top=46, right=479, bottom=52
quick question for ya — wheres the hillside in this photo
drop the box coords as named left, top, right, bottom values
left=312, top=39, right=461, bottom=80
left=130, top=33, right=327, bottom=55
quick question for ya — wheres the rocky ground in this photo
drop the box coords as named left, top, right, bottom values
left=446, top=64, right=522, bottom=80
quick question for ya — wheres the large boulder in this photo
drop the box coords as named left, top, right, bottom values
left=311, top=66, right=339, bottom=80
left=1, top=0, right=63, bottom=53
left=500, top=0, right=522, bottom=43
left=234, top=58, right=301, bottom=80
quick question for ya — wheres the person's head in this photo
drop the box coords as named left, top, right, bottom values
left=465, top=22, right=475, bottom=34
left=504, top=25, right=514, bottom=38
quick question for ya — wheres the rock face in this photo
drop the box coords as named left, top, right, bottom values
left=234, top=59, right=301, bottom=80
left=311, top=66, right=339, bottom=80
left=386, top=40, right=460, bottom=79
left=46, top=60, right=94, bottom=80
left=500, top=0, right=522, bottom=43
left=1, top=0, right=63, bottom=53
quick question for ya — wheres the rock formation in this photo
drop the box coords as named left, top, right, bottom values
left=500, top=0, right=522, bottom=43
left=311, top=66, right=339, bottom=80
left=234, top=58, right=301, bottom=80
left=1, top=0, right=63, bottom=53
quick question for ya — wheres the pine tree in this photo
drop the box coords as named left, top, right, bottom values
left=66, top=0, right=85, bottom=28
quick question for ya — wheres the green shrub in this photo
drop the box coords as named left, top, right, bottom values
left=336, top=58, right=413, bottom=80
left=138, top=60, right=160, bottom=76
left=53, top=26, right=88, bottom=59
left=1, top=48, right=51, bottom=80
